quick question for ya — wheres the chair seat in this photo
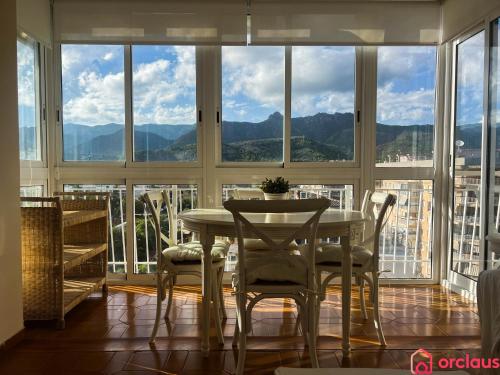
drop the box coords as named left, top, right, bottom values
left=233, top=252, right=308, bottom=287
left=316, top=244, right=373, bottom=268
left=162, top=240, right=229, bottom=265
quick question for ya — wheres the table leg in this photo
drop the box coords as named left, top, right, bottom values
left=200, top=229, right=214, bottom=355
left=341, top=233, right=352, bottom=357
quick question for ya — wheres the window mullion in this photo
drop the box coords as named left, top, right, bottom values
left=124, top=45, right=133, bottom=166
left=284, top=46, right=291, bottom=167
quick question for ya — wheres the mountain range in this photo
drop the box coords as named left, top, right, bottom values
left=18, top=112, right=484, bottom=163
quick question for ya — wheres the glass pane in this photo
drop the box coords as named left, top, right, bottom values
left=221, top=46, right=285, bottom=162
left=451, top=31, right=485, bottom=279
left=132, top=46, right=197, bottom=162
left=221, top=183, right=354, bottom=272
left=17, top=39, right=40, bottom=161
left=376, top=180, right=433, bottom=279
left=376, top=46, right=436, bottom=167
left=291, top=46, right=355, bottom=162
left=20, top=185, right=44, bottom=197
left=133, top=184, right=198, bottom=274
left=61, top=45, right=125, bottom=161
left=490, top=19, right=500, bottom=270
left=64, top=184, right=127, bottom=274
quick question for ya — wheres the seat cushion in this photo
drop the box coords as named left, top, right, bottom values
left=162, top=240, right=229, bottom=265
left=316, top=244, right=373, bottom=267
left=233, top=252, right=308, bottom=287
left=243, top=238, right=299, bottom=251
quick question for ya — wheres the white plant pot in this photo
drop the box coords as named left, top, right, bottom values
left=264, top=192, right=288, bottom=200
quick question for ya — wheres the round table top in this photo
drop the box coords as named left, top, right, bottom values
left=179, top=208, right=366, bottom=228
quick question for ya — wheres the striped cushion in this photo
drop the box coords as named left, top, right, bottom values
left=316, top=244, right=373, bottom=267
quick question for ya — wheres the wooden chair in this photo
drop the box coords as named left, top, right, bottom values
left=224, top=198, right=330, bottom=374
left=315, top=191, right=396, bottom=346
left=142, top=190, right=229, bottom=344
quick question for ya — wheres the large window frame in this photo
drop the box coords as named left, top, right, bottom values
left=54, top=44, right=203, bottom=169
left=18, top=33, right=49, bottom=197
left=51, top=43, right=442, bottom=285
left=215, top=46, right=362, bottom=169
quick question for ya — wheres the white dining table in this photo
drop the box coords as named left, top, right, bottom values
left=179, top=208, right=367, bottom=356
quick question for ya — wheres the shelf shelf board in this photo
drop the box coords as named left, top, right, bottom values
left=63, top=210, right=106, bottom=227
left=63, top=277, right=105, bottom=315
left=64, top=243, right=107, bottom=271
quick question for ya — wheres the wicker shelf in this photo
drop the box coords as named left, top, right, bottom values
left=63, top=210, right=107, bottom=227
left=64, top=277, right=106, bottom=315
left=64, top=243, right=107, bottom=271
left=20, top=192, right=110, bottom=328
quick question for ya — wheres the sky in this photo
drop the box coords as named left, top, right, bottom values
left=16, top=42, right=487, bottom=128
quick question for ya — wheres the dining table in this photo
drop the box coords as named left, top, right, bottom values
left=178, top=207, right=367, bottom=357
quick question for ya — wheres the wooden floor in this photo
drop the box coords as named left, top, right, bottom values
left=0, top=285, right=481, bottom=374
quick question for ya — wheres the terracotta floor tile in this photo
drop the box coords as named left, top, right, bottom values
left=3, top=285, right=482, bottom=374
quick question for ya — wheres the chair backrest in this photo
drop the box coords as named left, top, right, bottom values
left=223, top=198, right=330, bottom=291
left=368, top=191, right=397, bottom=266
left=141, top=190, right=176, bottom=271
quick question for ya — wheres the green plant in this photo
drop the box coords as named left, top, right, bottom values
left=260, top=177, right=289, bottom=194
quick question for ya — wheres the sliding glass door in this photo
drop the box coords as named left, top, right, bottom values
left=450, top=31, right=486, bottom=280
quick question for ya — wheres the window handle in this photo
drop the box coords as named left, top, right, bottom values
left=216, top=110, right=220, bottom=124
left=198, top=110, right=202, bottom=123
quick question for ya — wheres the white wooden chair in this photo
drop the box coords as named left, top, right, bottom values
left=224, top=198, right=330, bottom=375
left=315, top=191, right=396, bottom=346
left=142, top=190, right=229, bottom=344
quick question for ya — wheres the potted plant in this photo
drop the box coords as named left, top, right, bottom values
left=260, top=177, right=290, bottom=200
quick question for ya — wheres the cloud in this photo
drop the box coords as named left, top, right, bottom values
left=63, top=70, right=125, bottom=125
left=377, top=83, right=435, bottom=125
left=62, top=45, right=196, bottom=125
left=222, top=46, right=285, bottom=119
left=376, top=46, right=437, bottom=125
left=17, top=40, right=36, bottom=108
left=292, top=46, right=355, bottom=116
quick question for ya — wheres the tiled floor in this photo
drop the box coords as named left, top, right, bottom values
left=0, top=285, right=481, bottom=374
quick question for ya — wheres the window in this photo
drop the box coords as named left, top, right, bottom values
left=17, top=37, right=41, bottom=161
left=132, top=46, right=197, bottom=162
left=451, top=31, right=485, bottom=279
left=64, top=184, right=127, bottom=274
left=61, top=45, right=125, bottom=161
left=20, top=185, right=44, bottom=197
left=376, top=180, right=433, bottom=279
left=291, top=46, right=356, bottom=162
left=134, top=184, right=198, bottom=274
left=489, top=19, right=500, bottom=270
left=221, top=46, right=285, bottom=162
left=376, top=46, right=437, bottom=167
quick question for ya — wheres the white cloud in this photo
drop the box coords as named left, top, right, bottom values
left=17, top=41, right=36, bottom=108
left=222, top=46, right=285, bottom=110
left=377, top=83, right=435, bottom=125
left=103, top=52, right=114, bottom=61
left=62, top=45, right=196, bottom=125
left=292, top=46, right=355, bottom=116
left=63, top=70, right=125, bottom=124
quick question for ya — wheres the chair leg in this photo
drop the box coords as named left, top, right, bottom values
left=372, top=272, right=386, bottom=346
left=212, top=270, right=224, bottom=345
left=164, top=275, right=174, bottom=320
left=232, top=321, right=239, bottom=347
left=315, top=271, right=322, bottom=338
left=297, top=303, right=309, bottom=347
left=218, top=267, right=227, bottom=319
left=150, top=275, right=164, bottom=343
left=235, top=294, right=247, bottom=375
left=306, top=296, right=319, bottom=368
left=358, top=275, right=368, bottom=320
